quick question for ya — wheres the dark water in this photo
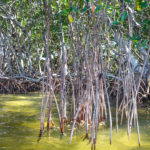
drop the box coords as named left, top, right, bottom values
left=0, top=93, right=150, bottom=150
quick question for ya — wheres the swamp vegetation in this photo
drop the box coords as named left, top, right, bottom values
left=0, top=0, right=150, bottom=149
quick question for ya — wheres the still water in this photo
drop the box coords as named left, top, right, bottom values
left=0, top=93, right=150, bottom=150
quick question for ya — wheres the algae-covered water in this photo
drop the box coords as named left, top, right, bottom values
left=0, top=93, right=150, bottom=150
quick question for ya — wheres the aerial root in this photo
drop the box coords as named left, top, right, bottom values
left=47, top=120, right=55, bottom=131
left=83, top=133, right=89, bottom=141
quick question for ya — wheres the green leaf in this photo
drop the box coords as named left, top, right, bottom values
left=95, top=5, right=101, bottom=13
left=143, top=19, right=150, bottom=25
left=142, top=40, right=146, bottom=45
left=141, top=40, right=148, bottom=48
left=131, top=35, right=135, bottom=40
left=127, top=35, right=132, bottom=40
left=124, top=0, right=131, bottom=2
left=86, top=0, right=89, bottom=3
left=72, top=6, right=78, bottom=13
left=140, top=1, right=148, bottom=8
left=81, top=6, right=88, bottom=13
left=69, top=7, right=73, bottom=13
left=127, top=34, right=141, bottom=41
left=112, top=21, right=120, bottom=25
left=135, top=37, right=141, bottom=41
left=62, top=9, right=68, bottom=15
left=70, top=6, right=78, bottom=13
left=135, top=43, right=140, bottom=48
left=142, top=25, right=148, bottom=32
left=121, top=11, right=127, bottom=22
left=42, top=53, right=46, bottom=58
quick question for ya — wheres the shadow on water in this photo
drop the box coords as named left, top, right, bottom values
left=0, top=93, right=150, bottom=150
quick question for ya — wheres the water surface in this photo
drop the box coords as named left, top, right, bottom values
left=0, top=93, right=150, bottom=150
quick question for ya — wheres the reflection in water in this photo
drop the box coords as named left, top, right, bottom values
left=0, top=93, right=150, bottom=150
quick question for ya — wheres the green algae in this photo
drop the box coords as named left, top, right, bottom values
left=0, top=93, right=150, bottom=150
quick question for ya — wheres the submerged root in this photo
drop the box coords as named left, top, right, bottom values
left=83, top=133, right=89, bottom=141
left=37, top=129, right=44, bottom=143
left=60, top=117, right=68, bottom=134
left=91, top=138, right=96, bottom=150
left=47, top=120, right=55, bottom=131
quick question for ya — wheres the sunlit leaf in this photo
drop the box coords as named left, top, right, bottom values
left=68, top=14, right=73, bottom=23
left=136, top=3, right=141, bottom=11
